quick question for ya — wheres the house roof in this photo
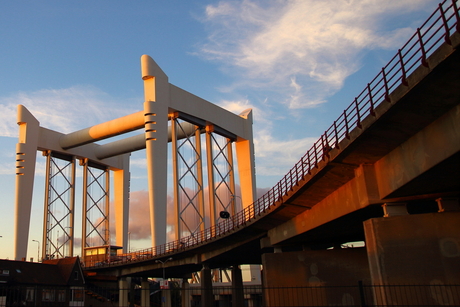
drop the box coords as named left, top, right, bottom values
left=0, top=257, right=84, bottom=286
left=43, top=257, right=84, bottom=285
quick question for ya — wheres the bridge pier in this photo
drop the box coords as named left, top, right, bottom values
left=364, top=208, right=460, bottom=285
left=201, top=264, right=214, bottom=307
left=181, top=278, right=191, bottom=307
left=118, top=277, right=129, bottom=307
left=141, top=277, right=150, bottom=307
left=231, top=265, right=244, bottom=307
left=261, top=248, right=370, bottom=306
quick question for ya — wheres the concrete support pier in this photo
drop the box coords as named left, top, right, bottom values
left=231, top=265, right=244, bottom=307
left=201, top=264, right=214, bottom=307
left=141, top=278, right=149, bottom=307
left=261, top=248, right=370, bottom=306
left=364, top=211, right=460, bottom=305
left=365, top=211, right=460, bottom=284
left=181, top=278, right=191, bottom=307
left=119, top=277, right=129, bottom=307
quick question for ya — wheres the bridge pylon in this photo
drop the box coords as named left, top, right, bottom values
left=13, top=55, right=256, bottom=261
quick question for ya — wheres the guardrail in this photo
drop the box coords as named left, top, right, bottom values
left=85, top=0, right=459, bottom=269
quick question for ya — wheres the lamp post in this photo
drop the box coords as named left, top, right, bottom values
left=32, top=240, right=40, bottom=262
left=156, top=257, right=173, bottom=280
left=155, top=257, right=173, bottom=307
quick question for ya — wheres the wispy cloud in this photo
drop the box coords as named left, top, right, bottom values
left=0, top=85, right=136, bottom=137
left=196, top=0, right=437, bottom=181
left=217, top=97, right=316, bottom=176
left=199, top=0, right=436, bottom=109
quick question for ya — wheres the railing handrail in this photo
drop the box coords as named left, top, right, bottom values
left=85, top=0, right=459, bottom=269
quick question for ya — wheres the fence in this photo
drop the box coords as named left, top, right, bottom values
left=2, top=283, right=459, bottom=306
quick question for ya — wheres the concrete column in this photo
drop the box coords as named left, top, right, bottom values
left=119, top=277, right=129, bottom=307
left=181, top=278, right=191, bottom=307
left=231, top=265, right=244, bottom=307
left=235, top=109, right=257, bottom=210
left=365, top=211, right=460, bottom=306
left=14, top=105, right=39, bottom=260
left=114, top=153, right=130, bottom=253
left=140, top=278, right=150, bottom=307
left=142, top=55, right=170, bottom=247
left=261, top=249, right=370, bottom=306
left=365, top=212, right=460, bottom=285
left=163, top=288, right=172, bottom=307
left=201, top=264, right=214, bottom=307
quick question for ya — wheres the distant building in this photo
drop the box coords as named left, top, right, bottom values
left=0, top=257, right=85, bottom=306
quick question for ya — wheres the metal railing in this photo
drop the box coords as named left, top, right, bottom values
left=85, top=0, right=460, bottom=268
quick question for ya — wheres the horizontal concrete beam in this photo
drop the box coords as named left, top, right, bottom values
left=95, top=122, right=199, bottom=159
left=375, top=104, right=460, bottom=199
left=267, top=164, right=380, bottom=245
left=60, top=111, right=145, bottom=149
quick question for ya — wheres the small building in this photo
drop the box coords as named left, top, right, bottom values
left=83, top=245, right=123, bottom=267
left=0, top=257, right=85, bottom=306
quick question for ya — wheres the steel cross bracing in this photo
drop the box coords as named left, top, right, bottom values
left=172, top=118, right=205, bottom=240
left=43, top=152, right=75, bottom=260
left=82, top=160, right=110, bottom=248
left=207, top=131, right=236, bottom=227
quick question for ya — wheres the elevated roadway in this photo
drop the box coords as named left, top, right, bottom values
left=85, top=17, right=460, bottom=281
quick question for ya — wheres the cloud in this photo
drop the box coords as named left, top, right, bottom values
left=254, top=130, right=317, bottom=177
left=199, top=0, right=437, bottom=109
left=126, top=190, right=154, bottom=241
left=215, top=97, right=316, bottom=176
left=0, top=85, right=136, bottom=137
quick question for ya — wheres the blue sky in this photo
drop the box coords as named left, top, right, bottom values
left=0, top=0, right=440, bottom=260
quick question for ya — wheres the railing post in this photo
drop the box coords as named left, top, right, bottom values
left=321, top=134, right=330, bottom=160
left=300, top=156, right=305, bottom=178
left=382, top=67, right=391, bottom=102
left=398, top=49, right=409, bottom=86
left=313, top=142, right=319, bottom=167
left=307, top=150, right=312, bottom=174
left=453, top=0, right=460, bottom=33
left=296, top=164, right=300, bottom=182
left=333, top=120, right=339, bottom=149
left=367, top=83, right=376, bottom=116
left=417, top=28, right=429, bottom=67
left=354, top=98, right=362, bottom=128
left=440, top=3, right=452, bottom=45
left=344, top=110, right=350, bottom=139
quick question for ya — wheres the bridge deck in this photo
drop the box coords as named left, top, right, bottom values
left=85, top=27, right=460, bottom=279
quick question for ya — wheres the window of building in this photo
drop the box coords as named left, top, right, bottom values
left=57, top=289, right=66, bottom=302
left=25, top=288, right=35, bottom=302
left=0, top=270, right=9, bottom=275
left=71, top=288, right=84, bottom=302
left=42, top=289, right=55, bottom=301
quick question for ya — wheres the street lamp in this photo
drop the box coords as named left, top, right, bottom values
left=32, top=240, right=40, bottom=262
left=155, top=257, right=173, bottom=280
left=156, top=257, right=173, bottom=307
